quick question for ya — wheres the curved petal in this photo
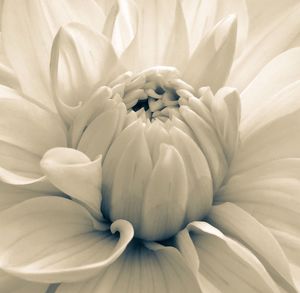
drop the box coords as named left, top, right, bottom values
left=40, top=148, right=102, bottom=218
left=0, top=197, right=133, bottom=283
left=183, top=15, right=237, bottom=93
left=50, top=23, right=124, bottom=124
left=0, top=270, right=48, bottom=293
left=181, top=0, right=248, bottom=54
left=240, top=47, right=300, bottom=127
left=110, top=0, right=138, bottom=55
left=208, top=203, right=296, bottom=292
left=227, top=1, right=300, bottom=92
left=56, top=241, right=201, bottom=293
left=177, top=221, right=280, bottom=293
left=77, top=103, right=127, bottom=160
left=2, top=0, right=105, bottom=109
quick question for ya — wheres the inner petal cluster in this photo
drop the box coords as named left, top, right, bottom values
left=68, top=66, right=240, bottom=242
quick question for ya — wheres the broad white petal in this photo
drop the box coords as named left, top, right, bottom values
left=183, top=15, right=237, bottom=92
left=240, top=48, right=300, bottom=128
left=218, top=157, right=300, bottom=290
left=163, top=0, right=189, bottom=71
left=0, top=197, right=133, bottom=283
left=121, top=0, right=177, bottom=70
left=180, top=222, right=280, bottom=293
left=208, top=203, right=296, bottom=292
left=56, top=242, right=201, bottom=293
left=227, top=1, right=300, bottom=91
left=0, top=86, right=66, bottom=183
left=2, top=0, right=105, bottom=109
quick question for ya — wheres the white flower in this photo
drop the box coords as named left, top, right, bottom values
left=0, top=0, right=299, bottom=292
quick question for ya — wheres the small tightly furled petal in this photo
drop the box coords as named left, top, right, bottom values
left=178, top=222, right=280, bottom=293
left=0, top=197, right=133, bottom=283
left=208, top=203, right=297, bottom=292
left=211, top=87, right=241, bottom=162
left=0, top=270, right=48, bottom=293
left=2, top=0, right=105, bottom=110
left=40, top=148, right=102, bottom=218
left=183, top=15, right=237, bottom=92
left=55, top=241, right=201, bottom=293
left=50, top=23, right=123, bottom=124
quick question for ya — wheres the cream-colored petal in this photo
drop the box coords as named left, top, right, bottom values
left=0, top=86, right=66, bottom=184
left=211, top=87, right=241, bottom=162
left=179, top=105, right=227, bottom=191
left=181, top=0, right=248, bottom=54
left=218, top=158, right=300, bottom=291
left=70, top=86, right=113, bottom=148
left=182, top=222, right=280, bottom=293
left=77, top=103, right=126, bottom=160
left=108, top=127, right=153, bottom=234
left=140, top=144, right=188, bottom=241
left=208, top=203, right=296, bottom=292
left=56, top=242, right=201, bottom=293
left=240, top=48, right=300, bottom=129
left=110, top=0, right=138, bottom=55
left=121, top=0, right=177, bottom=70
left=40, top=148, right=102, bottom=218
left=0, top=197, right=133, bottom=283
left=163, top=0, right=189, bottom=71
left=2, top=0, right=105, bottom=109
left=169, top=127, right=213, bottom=222
left=0, top=181, right=57, bottom=212
left=227, top=1, right=300, bottom=92
left=0, top=269, right=48, bottom=293
left=50, top=23, right=123, bottom=124
left=183, top=15, right=237, bottom=92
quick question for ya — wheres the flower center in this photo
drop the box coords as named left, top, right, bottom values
left=100, top=66, right=230, bottom=241
left=111, top=66, right=195, bottom=122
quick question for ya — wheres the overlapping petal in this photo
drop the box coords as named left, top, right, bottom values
left=0, top=197, right=133, bottom=283
left=56, top=242, right=201, bottom=293
left=176, top=221, right=280, bottom=293
left=2, top=0, right=105, bottom=109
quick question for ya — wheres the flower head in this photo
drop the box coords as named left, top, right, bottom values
left=0, top=0, right=299, bottom=292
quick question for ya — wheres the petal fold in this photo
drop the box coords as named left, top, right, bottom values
left=40, top=148, right=102, bottom=218
left=2, top=0, right=105, bottom=109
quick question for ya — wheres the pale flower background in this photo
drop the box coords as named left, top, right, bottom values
left=0, top=0, right=299, bottom=292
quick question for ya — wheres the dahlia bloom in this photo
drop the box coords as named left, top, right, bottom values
left=0, top=0, right=300, bottom=292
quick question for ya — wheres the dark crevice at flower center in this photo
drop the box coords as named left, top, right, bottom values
left=110, top=66, right=195, bottom=123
